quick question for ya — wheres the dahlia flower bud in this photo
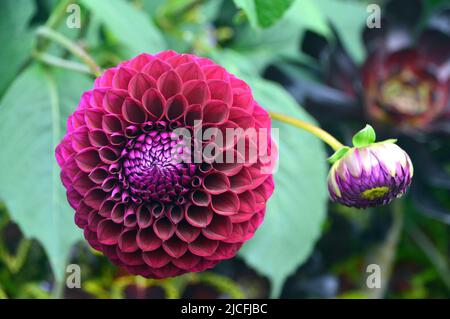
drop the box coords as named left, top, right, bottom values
left=327, top=125, right=413, bottom=208
left=55, top=50, right=275, bottom=278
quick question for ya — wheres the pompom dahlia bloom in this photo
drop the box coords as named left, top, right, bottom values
left=55, top=50, right=275, bottom=278
left=328, top=141, right=413, bottom=209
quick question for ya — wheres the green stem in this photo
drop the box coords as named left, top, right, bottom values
left=406, top=221, right=450, bottom=291
left=36, top=26, right=102, bottom=77
left=269, top=111, right=344, bottom=151
left=38, top=0, right=74, bottom=51
left=366, top=200, right=404, bottom=298
left=33, top=52, right=92, bottom=75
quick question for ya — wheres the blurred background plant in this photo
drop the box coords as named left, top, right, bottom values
left=0, top=0, right=448, bottom=299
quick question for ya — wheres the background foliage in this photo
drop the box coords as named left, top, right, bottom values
left=0, top=0, right=448, bottom=299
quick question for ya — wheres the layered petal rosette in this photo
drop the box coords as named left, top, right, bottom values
left=55, top=50, right=275, bottom=278
left=327, top=127, right=413, bottom=209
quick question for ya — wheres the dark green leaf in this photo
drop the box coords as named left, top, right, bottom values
left=233, top=0, right=294, bottom=28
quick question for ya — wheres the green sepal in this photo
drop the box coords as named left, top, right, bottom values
left=352, top=124, right=376, bottom=147
left=327, top=146, right=351, bottom=164
left=380, top=138, right=398, bottom=144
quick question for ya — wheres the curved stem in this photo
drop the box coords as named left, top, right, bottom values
left=269, top=111, right=344, bottom=151
left=36, top=26, right=102, bottom=77
left=366, top=200, right=404, bottom=298
left=33, top=52, right=92, bottom=75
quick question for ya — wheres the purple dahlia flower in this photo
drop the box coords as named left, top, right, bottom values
left=55, top=50, right=276, bottom=278
left=328, top=140, right=413, bottom=209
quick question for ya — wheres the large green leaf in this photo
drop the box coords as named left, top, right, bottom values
left=240, top=79, right=328, bottom=297
left=0, top=65, right=91, bottom=283
left=234, top=0, right=367, bottom=63
left=213, top=51, right=328, bottom=297
left=80, top=0, right=167, bottom=57
left=234, top=0, right=295, bottom=28
left=0, top=0, right=35, bottom=96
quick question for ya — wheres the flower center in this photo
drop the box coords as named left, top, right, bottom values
left=361, top=186, right=390, bottom=200
left=120, top=127, right=195, bottom=204
left=380, top=72, right=430, bottom=116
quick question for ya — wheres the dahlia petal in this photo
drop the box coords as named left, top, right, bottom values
left=171, top=252, right=201, bottom=270
left=116, top=248, right=144, bottom=266
left=229, top=167, right=253, bottom=193
left=124, top=208, right=138, bottom=227
left=188, top=235, right=219, bottom=257
left=102, top=114, right=124, bottom=134
left=175, top=220, right=201, bottom=243
left=184, top=104, right=202, bottom=127
left=153, top=217, right=175, bottom=241
left=142, top=248, right=171, bottom=268
left=168, top=205, right=183, bottom=224
left=232, top=90, right=254, bottom=112
left=228, top=108, right=255, bottom=129
left=202, top=65, right=228, bottom=81
left=142, top=59, right=172, bottom=80
left=126, top=53, right=154, bottom=71
left=71, top=127, right=90, bottom=152
left=157, top=70, right=182, bottom=99
left=84, top=109, right=104, bottom=130
left=75, top=148, right=101, bottom=172
left=72, top=172, right=96, bottom=196
left=118, top=229, right=139, bottom=253
left=165, top=94, right=187, bottom=121
left=167, top=54, right=194, bottom=68
left=175, top=62, right=204, bottom=82
left=112, top=67, right=137, bottom=90
left=208, top=80, right=233, bottom=105
left=110, top=133, right=126, bottom=146
left=98, top=146, right=120, bottom=164
left=207, top=242, right=241, bottom=261
left=203, top=172, right=230, bottom=195
left=88, top=129, right=109, bottom=147
left=137, top=227, right=162, bottom=252
left=128, top=73, right=156, bottom=100
left=87, top=210, right=102, bottom=232
left=97, top=219, right=123, bottom=245
left=185, top=205, right=213, bottom=227
left=203, top=100, right=230, bottom=125
left=190, top=190, right=211, bottom=207
left=136, top=204, right=153, bottom=228
left=103, top=89, right=128, bottom=114
left=142, top=88, right=165, bottom=120
left=111, top=203, right=125, bottom=223
left=88, top=166, right=108, bottom=184
left=84, top=187, right=108, bottom=210
left=98, top=199, right=114, bottom=218
left=182, top=80, right=210, bottom=105
left=122, top=98, right=148, bottom=124
left=96, top=68, right=116, bottom=88
left=162, top=236, right=188, bottom=258
left=211, top=192, right=240, bottom=216
left=202, top=215, right=232, bottom=240
left=238, top=191, right=256, bottom=213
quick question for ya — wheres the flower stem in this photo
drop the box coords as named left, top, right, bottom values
left=36, top=26, right=102, bottom=77
left=269, top=111, right=344, bottom=151
left=33, top=52, right=92, bottom=75
left=366, top=200, right=404, bottom=298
